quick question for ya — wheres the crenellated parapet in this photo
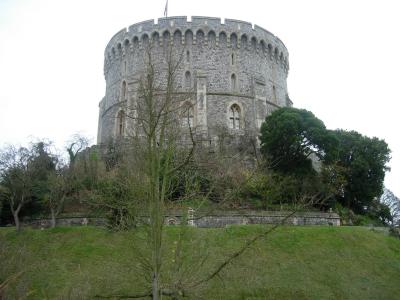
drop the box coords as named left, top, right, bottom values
left=103, top=16, right=289, bottom=76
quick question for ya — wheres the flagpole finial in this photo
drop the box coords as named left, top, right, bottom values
left=164, top=0, right=168, bottom=17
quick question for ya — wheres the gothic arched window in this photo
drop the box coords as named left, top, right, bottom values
left=185, top=71, right=191, bottom=89
left=229, top=104, right=241, bottom=129
left=117, top=110, right=125, bottom=137
left=231, top=74, right=237, bottom=91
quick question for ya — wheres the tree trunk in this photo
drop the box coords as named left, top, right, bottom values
left=152, top=272, right=160, bottom=300
left=50, top=208, right=56, bottom=228
left=12, top=201, right=23, bottom=232
left=12, top=212, right=21, bottom=232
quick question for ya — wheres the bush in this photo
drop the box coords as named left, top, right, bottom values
left=90, top=169, right=141, bottom=231
left=389, top=227, right=400, bottom=239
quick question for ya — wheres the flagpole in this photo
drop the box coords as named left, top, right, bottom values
left=164, top=0, right=168, bottom=18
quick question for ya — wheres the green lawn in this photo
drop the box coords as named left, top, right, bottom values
left=1, top=225, right=399, bottom=299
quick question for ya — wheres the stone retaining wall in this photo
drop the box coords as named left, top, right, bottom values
left=193, top=213, right=340, bottom=227
left=22, top=211, right=340, bottom=228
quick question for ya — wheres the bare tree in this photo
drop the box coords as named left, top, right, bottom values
left=66, top=134, right=90, bottom=166
left=106, top=44, right=196, bottom=299
left=380, top=188, right=400, bottom=226
left=42, top=166, right=68, bottom=228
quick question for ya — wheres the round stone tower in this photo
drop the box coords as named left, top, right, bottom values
left=97, top=16, right=291, bottom=147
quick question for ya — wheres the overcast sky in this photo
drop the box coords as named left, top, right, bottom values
left=0, top=0, right=399, bottom=196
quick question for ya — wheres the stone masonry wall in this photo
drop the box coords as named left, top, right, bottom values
left=97, top=16, right=291, bottom=145
left=20, top=212, right=340, bottom=229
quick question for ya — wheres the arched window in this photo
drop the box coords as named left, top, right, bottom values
left=268, top=44, right=273, bottom=59
left=185, top=71, right=191, bottom=89
left=196, top=30, right=204, bottom=45
left=173, top=30, right=182, bottom=46
left=185, top=30, right=193, bottom=45
left=219, top=32, right=227, bottom=46
left=229, top=104, right=241, bottom=129
left=240, top=35, right=248, bottom=49
left=181, top=102, right=194, bottom=127
left=230, top=33, right=238, bottom=48
left=163, top=31, right=170, bottom=47
left=122, top=81, right=127, bottom=100
left=208, top=31, right=216, bottom=47
left=151, top=32, right=160, bottom=45
left=251, top=37, right=257, bottom=51
left=274, top=47, right=279, bottom=61
left=231, top=74, right=237, bottom=91
left=133, top=36, right=139, bottom=48
left=141, top=34, right=149, bottom=47
left=117, top=110, right=125, bottom=137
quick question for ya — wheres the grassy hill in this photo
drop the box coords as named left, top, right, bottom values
left=1, top=225, right=399, bottom=299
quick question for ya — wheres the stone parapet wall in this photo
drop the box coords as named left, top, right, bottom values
left=193, top=212, right=341, bottom=227
left=19, top=212, right=340, bottom=229
left=21, top=217, right=106, bottom=229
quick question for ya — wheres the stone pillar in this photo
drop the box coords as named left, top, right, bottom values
left=97, top=97, right=105, bottom=144
left=188, top=207, right=195, bottom=227
left=126, top=80, right=139, bottom=137
left=196, top=73, right=208, bottom=140
left=254, top=78, right=267, bottom=131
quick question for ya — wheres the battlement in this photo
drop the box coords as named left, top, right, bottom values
left=191, top=16, right=221, bottom=27
left=225, top=18, right=253, bottom=31
left=105, top=16, right=288, bottom=63
left=128, top=19, right=157, bottom=33
left=158, top=16, right=188, bottom=27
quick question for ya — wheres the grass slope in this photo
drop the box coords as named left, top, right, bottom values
left=1, top=226, right=399, bottom=299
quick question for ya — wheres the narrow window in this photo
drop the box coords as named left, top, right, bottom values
left=229, top=104, right=241, bottom=129
left=122, top=81, right=127, bottom=100
left=231, top=53, right=234, bottom=65
left=185, top=71, right=191, bottom=89
left=117, top=110, right=125, bottom=137
left=124, top=61, right=127, bottom=74
left=273, top=85, right=277, bottom=103
left=186, top=50, right=190, bottom=63
left=231, top=74, right=237, bottom=91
